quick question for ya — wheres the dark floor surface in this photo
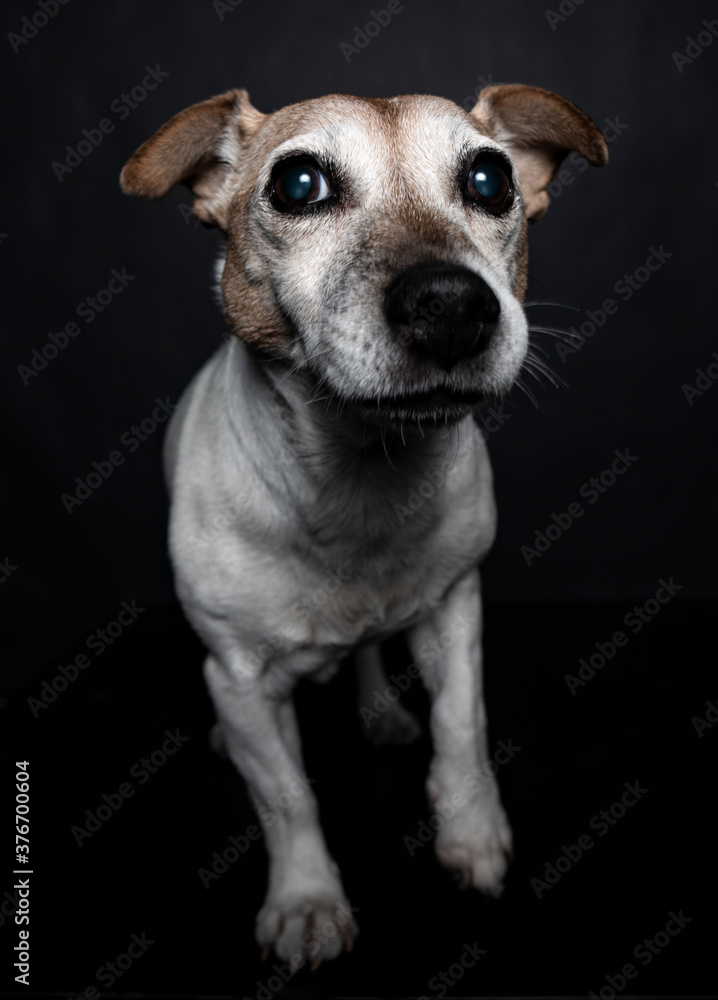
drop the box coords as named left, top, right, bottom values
left=2, top=601, right=716, bottom=999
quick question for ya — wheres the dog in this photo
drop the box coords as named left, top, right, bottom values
left=121, top=83, right=607, bottom=966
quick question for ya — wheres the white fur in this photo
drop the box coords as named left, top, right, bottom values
left=120, top=75, right=609, bottom=965
left=166, top=333, right=511, bottom=963
left=165, top=92, right=540, bottom=966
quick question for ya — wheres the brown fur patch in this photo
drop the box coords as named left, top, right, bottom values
left=120, top=89, right=266, bottom=228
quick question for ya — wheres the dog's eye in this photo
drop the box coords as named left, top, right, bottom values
left=273, top=161, right=332, bottom=208
left=466, top=159, right=513, bottom=212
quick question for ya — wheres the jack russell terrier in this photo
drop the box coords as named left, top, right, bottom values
left=121, top=83, right=607, bottom=967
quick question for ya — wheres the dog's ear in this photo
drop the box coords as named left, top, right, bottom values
left=120, top=89, right=265, bottom=228
left=470, top=84, right=608, bottom=222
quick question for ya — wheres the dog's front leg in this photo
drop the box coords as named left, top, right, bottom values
left=406, top=569, right=513, bottom=896
left=203, top=654, right=357, bottom=966
left=355, top=643, right=421, bottom=746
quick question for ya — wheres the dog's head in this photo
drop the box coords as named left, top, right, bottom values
left=121, top=85, right=607, bottom=425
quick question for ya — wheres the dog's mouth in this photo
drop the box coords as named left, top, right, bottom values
left=351, top=387, right=486, bottom=425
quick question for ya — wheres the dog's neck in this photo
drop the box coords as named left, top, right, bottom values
left=224, top=339, right=465, bottom=547
left=259, top=349, right=459, bottom=470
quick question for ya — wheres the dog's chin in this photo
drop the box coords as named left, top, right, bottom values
left=348, top=388, right=486, bottom=427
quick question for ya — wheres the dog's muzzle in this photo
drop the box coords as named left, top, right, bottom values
left=384, top=262, right=500, bottom=371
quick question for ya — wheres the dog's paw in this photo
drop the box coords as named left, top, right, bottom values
left=435, top=800, right=513, bottom=898
left=364, top=701, right=421, bottom=746
left=256, top=890, right=358, bottom=969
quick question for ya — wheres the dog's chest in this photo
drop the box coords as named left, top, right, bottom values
left=312, top=535, right=480, bottom=646
left=284, top=448, right=494, bottom=654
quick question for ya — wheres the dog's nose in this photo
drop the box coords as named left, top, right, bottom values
left=384, top=262, right=500, bottom=370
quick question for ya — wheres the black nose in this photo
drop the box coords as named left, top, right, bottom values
left=384, top=262, right=500, bottom=370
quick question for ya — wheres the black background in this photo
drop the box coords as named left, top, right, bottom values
left=2, top=1, right=717, bottom=997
